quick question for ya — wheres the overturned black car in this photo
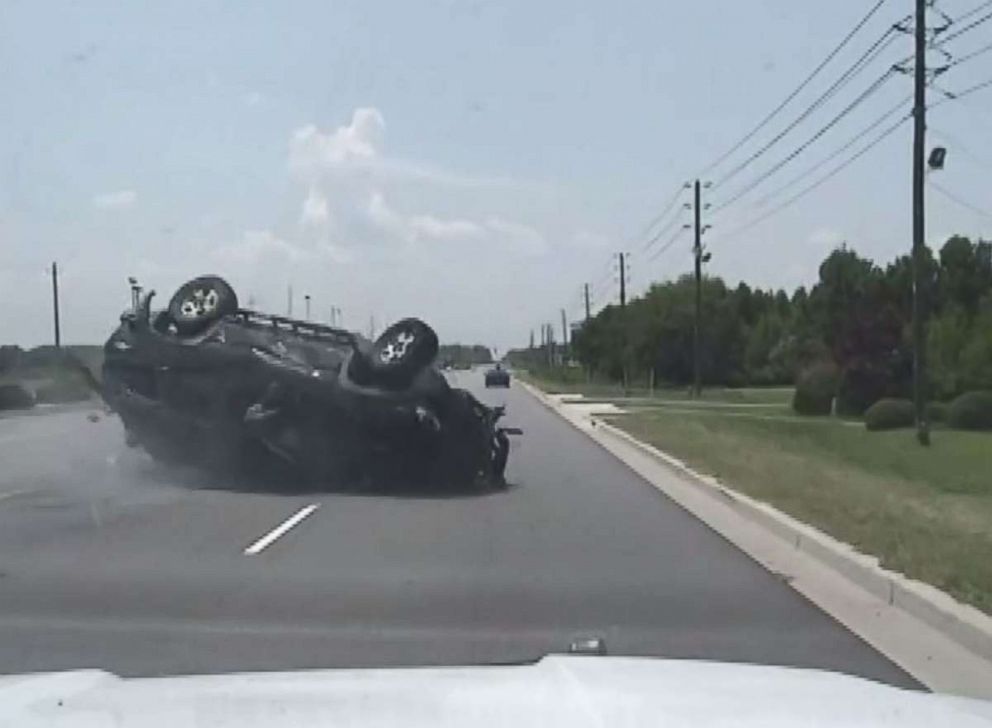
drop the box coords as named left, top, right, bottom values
left=101, top=275, right=519, bottom=488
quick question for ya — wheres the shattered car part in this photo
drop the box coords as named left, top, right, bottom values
left=101, top=275, right=518, bottom=488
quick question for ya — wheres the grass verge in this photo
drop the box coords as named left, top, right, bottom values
left=609, top=407, right=992, bottom=615
left=518, top=370, right=794, bottom=405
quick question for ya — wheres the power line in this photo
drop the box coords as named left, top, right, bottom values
left=712, top=22, right=904, bottom=189
left=721, top=111, right=910, bottom=239
left=930, top=74, right=992, bottom=105
left=936, top=6, right=992, bottom=45
left=647, top=226, right=688, bottom=264
left=631, top=184, right=684, bottom=247
left=640, top=209, right=684, bottom=252
left=697, top=0, right=890, bottom=177
left=930, top=126, right=992, bottom=170
left=944, top=38, right=992, bottom=67
left=753, top=94, right=911, bottom=207
left=929, top=180, right=992, bottom=218
left=713, top=69, right=898, bottom=211
left=952, top=0, right=992, bottom=24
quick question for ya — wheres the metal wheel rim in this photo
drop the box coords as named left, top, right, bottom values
left=178, top=287, right=220, bottom=320
left=379, top=330, right=417, bottom=363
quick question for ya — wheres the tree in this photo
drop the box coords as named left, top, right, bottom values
left=959, top=300, right=992, bottom=391
left=744, top=311, right=789, bottom=384
left=939, top=236, right=983, bottom=316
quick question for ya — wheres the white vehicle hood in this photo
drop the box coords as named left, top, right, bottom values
left=2, top=655, right=991, bottom=727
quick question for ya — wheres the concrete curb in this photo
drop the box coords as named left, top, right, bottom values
left=518, top=379, right=992, bottom=669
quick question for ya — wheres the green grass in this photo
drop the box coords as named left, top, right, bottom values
left=609, top=407, right=992, bottom=614
left=519, top=370, right=794, bottom=405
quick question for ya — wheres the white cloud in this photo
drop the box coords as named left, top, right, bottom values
left=210, top=229, right=307, bottom=265
left=807, top=227, right=844, bottom=249
left=361, top=190, right=547, bottom=254
left=288, top=106, right=548, bottom=192
left=300, top=187, right=330, bottom=227
left=408, top=215, right=484, bottom=241
left=569, top=230, right=610, bottom=250
left=289, top=107, right=385, bottom=174
left=93, top=189, right=136, bottom=209
left=484, top=217, right=549, bottom=256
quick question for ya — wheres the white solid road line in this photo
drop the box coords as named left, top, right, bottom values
left=243, top=504, right=320, bottom=555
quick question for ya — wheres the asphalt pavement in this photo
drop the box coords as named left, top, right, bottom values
left=0, top=371, right=916, bottom=687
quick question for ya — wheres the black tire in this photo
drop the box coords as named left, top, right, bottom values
left=167, top=275, right=239, bottom=336
left=364, top=318, right=439, bottom=387
left=490, top=430, right=510, bottom=481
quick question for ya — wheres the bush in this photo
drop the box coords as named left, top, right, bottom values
left=34, top=377, right=92, bottom=405
left=864, top=398, right=915, bottom=431
left=0, top=383, right=35, bottom=410
left=925, top=401, right=948, bottom=424
left=947, top=390, right=992, bottom=431
left=792, top=361, right=838, bottom=415
left=835, top=363, right=890, bottom=417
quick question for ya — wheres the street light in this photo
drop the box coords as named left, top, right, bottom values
left=928, top=146, right=947, bottom=171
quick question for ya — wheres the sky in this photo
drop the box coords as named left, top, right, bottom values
left=1, top=0, right=990, bottom=352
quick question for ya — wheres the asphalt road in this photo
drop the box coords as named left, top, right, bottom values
left=0, top=371, right=916, bottom=687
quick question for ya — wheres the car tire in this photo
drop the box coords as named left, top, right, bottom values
left=167, top=275, right=239, bottom=336
left=364, top=318, right=439, bottom=387
left=490, top=429, right=510, bottom=481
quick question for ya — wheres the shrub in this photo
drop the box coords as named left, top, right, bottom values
left=925, top=401, right=948, bottom=424
left=947, top=391, right=992, bottom=431
left=792, top=361, right=838, bottom=415
left=34, top=377, right=92, bottom=405
left=0, top=383, right=35, bottom=410
left=864, top=398, right=915, bottom=431
left=835, top=363, right=889, bottom=417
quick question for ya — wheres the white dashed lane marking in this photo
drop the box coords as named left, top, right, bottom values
left=243, top=504, right=321, bottom=555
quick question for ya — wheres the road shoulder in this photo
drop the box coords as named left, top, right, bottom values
left=518, top=379, right=992, bottom=700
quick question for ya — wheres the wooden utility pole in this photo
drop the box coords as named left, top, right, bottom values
left=618, top=252, right=629, bottom=390
left=560, top=308, right=568, bottom=349
left=693, top=179, right=702, bottom=397
left=912, top=0, right=930, bottom=446
left=51, top=262, right=61, bottom=348
left=584, top=283, right=591, bottom=322
left=618, top=253, right=627, bottom=307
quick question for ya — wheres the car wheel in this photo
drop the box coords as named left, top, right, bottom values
left=365, top=318, right=439, bottom=387
left=491, top=429, right=510, bottom=481
left=167, top=275, right=239, bottom=336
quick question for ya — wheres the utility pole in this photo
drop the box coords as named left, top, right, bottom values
left=617, top=251, right=629, bottom=390
left=529, top=329, right=535, bottom=349
left=51, top=262, right=61, bottom=349
left=584, top=283, right=591, bottom=322
left=693, top=179, right=702, bottom=397
left=287, top=285, right=293, bottom=317
left=618, top=252, right=627, bottom=307
left=560, top=309, right=568, bottom=349
left=912, top=0, right=930, bottom=446
left=304, top=294, right=311, bottom=320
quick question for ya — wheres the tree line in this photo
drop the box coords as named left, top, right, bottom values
left=509, top=235, right=992, bottom=413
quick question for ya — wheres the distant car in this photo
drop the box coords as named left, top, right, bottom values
left=485, top=363, right=510, bottom=388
